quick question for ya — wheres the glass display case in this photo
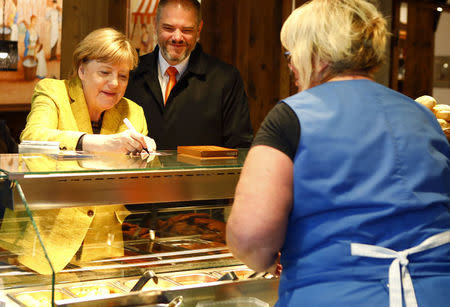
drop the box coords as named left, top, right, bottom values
left=0, top=150, right=279, bottom=306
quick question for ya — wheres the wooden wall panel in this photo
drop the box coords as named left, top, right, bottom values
left=200, top=0, right=370, bottom=133
left=234, top=0, right=250, bottom=86
left=295, top=0, right=307, bottom=7
left=241, top=0, right=281, bottom=132
left=195, top=0, right=390, bottom=133
left=390, top=0, right=401, bottom=91
left=201, top=0, right=293, bottom=133
left=404, top=2, right=435, bottom=98
left=200, top=1, right=237, bottom=65
left=60, top=0, right=126, bottom=79
left=109, top=0, right=128, bottom=34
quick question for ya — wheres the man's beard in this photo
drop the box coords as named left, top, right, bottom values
left=160, top=43, right=193, bottom=64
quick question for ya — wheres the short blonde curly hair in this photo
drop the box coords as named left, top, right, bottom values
left=281, top=0, right=388, bottom=89
left=71, top=28, right=138, bottom=78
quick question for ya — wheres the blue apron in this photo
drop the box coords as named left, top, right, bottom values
left=277, top=80, right=450, bottom=306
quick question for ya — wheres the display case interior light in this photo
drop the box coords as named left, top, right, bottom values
left=0, top=40, right=18, bottom=71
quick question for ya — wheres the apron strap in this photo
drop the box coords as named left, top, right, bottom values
left=351, top=230, right=450, bottom=307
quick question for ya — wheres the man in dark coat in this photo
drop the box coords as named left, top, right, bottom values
left=125, top=0, right=253, bottom=150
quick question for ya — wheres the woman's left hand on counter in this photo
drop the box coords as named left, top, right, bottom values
left=82, top=131, right=156, bottom=154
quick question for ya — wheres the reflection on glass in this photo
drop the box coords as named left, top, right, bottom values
left=0, top=149, right=248, bottom=175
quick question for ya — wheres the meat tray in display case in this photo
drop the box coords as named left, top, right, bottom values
left=0, top=150, right=279, bottom=306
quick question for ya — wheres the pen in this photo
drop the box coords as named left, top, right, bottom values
left=123, top=118, right=149, bottom=153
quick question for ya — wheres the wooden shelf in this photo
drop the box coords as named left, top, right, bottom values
left=0, top=103, right=31, bottom=113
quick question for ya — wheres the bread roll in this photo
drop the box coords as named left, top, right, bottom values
left=433, top=104, right=450, bottom=112
left=443, top=128, right=450, bottom=139
left=415, top=95, right=436, bottom=111
left=437, top=119, right=450, bottom=129
left=436, top=110, right=450, bottom=121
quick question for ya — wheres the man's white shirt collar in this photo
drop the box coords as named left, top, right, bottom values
left=158, top=49, right=190, bottom=81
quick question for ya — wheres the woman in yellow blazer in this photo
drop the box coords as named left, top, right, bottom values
left=0, top=28, right=156, bottom=275
left=21, top=28, right=155, bottom=153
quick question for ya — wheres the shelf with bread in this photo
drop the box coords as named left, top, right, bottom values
left=415, top=95, right=450, bottom=142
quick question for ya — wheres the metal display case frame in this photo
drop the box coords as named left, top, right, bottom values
left=0, top=150, right=279, bottom=306
left=0, top=152, right=242, bottom=210
left=1, top=167, right=241, bottom=210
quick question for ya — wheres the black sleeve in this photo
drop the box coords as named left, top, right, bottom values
left=0, top=120, right=18, bottom=153
left=251, top=102, right=300, bottom=161
left=75, top=134, right=86, bottom=151
left=222, top=67, right=253, bottom=148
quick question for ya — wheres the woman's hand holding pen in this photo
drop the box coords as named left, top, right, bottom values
left=84, top=131, right=155, bottom=153
left=81, top=127, right=156, bottom=154
left=123, top=118, right=157, bottom=153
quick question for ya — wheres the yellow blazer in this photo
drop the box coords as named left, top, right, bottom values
left=21, top=77, right=148, bottom=149
left=0, top=78, right=148, bottom=275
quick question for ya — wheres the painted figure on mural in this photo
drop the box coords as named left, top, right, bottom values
left=46, top=0, right=61, bottom=61
left=35, top=39, right=46, bottom=78
left=140, top=23, right=150, bottom=55
left=23, top=14, right=47, bottom=79
left=9, top=12, right=19, bottom=42
left=0, top=0, right=16, bottom=40
left=23, top=14, right=38, bottom=57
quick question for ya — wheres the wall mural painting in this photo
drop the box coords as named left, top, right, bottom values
left=127, top=0, right=159, bottom=56
left=0, top=0, right=62, bottom=106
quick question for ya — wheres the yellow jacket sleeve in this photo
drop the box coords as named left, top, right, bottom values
left=21, top=78, right=148, bottom=150
left=20, top=79, right=86, bottom=150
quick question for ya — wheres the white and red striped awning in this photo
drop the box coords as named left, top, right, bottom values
left=132, top=0, right=159, bottom=24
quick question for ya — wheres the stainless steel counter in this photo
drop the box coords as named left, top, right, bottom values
left=0, top=149, right=279, bottom=306
left=56, top=277, right=279, bottom=307
left=0, top=150, right=246, bottom=210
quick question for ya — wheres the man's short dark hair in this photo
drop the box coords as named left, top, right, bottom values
left=156, top=0, right=202, bottom=25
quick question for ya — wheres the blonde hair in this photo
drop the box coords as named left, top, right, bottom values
left=71, top=28, right=138, bottom=78
left=281, top=0, right=388, bottom=89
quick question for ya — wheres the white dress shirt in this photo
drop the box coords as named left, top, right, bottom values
left=157, top=50, right=190, bottom=99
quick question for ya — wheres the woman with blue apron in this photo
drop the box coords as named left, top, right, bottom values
left=226, top=1, right=450, bottom=306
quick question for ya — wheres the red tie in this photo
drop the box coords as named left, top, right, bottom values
left=165, top=66, right=178, bottom=104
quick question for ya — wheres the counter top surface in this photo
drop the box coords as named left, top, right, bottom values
left=0, top=149, right=248, bottom=178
